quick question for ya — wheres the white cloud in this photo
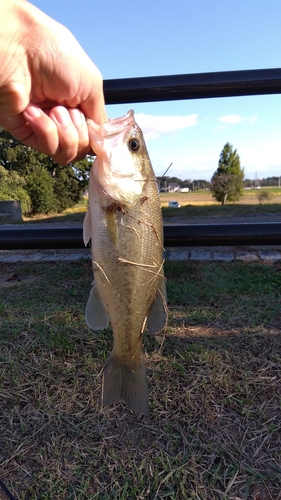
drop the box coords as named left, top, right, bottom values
left=216, top=114, right=257, bottom=129
left=220, top=114, right=243, bottom=125
left=135, top=113, right=198, bottom=140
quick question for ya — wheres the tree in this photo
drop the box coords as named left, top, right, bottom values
left=256, top=190, right=273, bottom=204
left=211, top=143, right=244, bottom=205
left=0, top=127, right=93, bottom=215
left=53, top=165, right=84, bottom=213
left=0, top=166, right=31, bottom=214
left=25, top=165, right=56, bottom=215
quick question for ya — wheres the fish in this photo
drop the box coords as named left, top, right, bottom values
left=83, top=110, right=168, bottom=414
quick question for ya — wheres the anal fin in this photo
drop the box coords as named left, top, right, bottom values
left=85, top=282, right=110, bottom=330
left=147, top=275, right=168, bottom=335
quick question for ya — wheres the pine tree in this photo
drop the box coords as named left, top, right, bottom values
left=211, top=143, right=244, bottom=205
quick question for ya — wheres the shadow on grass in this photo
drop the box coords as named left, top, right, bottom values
left=22, top=210, right=87, bottom=224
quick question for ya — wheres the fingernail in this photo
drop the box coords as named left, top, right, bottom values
left=24, top=104, right=42, bottom=118
left=70, top=109, right=84, bottom=127
left=53, top=107, right=72, bottom=126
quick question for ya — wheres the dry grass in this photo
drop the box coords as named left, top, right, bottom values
left=160, top=189, right=281, bottom=207
left=0, top=260, right=281, bottom=499
left=18, top=189, right=281, bottom=224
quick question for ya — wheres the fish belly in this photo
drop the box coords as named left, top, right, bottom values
left=89, top=181, right=164, bottom=413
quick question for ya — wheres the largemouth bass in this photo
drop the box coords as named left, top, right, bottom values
left=83, top=110, right=167, bottom=414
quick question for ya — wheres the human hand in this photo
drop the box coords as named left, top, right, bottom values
left=0, top=0, right=106, bottom=165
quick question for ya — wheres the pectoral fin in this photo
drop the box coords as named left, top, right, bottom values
left=83, top=210, right=91, bottom=247
left=147, top=275, right=168, bottom=335
left=85, top=282, right=110, bottom=330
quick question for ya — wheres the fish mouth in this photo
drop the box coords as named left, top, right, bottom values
left=88, top=108, right=148, bottom=206
left=102, top=110, right=135, bottom=137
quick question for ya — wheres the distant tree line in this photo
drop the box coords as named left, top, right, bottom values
left=244, top=177, right=281, bottom=188
left=159, top=174, right=280, bottom=192
left=0, top=127, right=93, bottom=216
left=157, top=176, right=211, bottom=191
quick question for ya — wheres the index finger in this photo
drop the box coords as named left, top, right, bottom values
left=79, top=80, right=107, bottom=125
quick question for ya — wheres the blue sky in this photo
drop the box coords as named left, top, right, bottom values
left=33, top=0, right=281, bottom=180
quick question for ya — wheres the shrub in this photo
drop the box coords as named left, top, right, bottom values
left=256, top=190, right=273, bottom=204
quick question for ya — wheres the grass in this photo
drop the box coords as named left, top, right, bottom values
left=162, top=202, right=281, bottom=218
left=22, top=198, right=88, bottom=224
left=16, top=189, right=281, bottom=224
left=19, top=200, right=281, bottom=225
left=1, top=259, right=281, bottom=499
left=160, top=187, right=281, bottom=206
left=161, top=189, right=281, bottom=217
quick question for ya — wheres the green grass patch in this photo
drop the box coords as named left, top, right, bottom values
left=0, top=260, right=281, bottom=499
left=163, top=202, right=281, bottom=218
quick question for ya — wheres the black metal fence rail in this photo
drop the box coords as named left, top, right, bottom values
left=103, top=68, right=281, bottom=104
left=1, top=68, right=281, bottom=251
left=1, top=223, right=281, bottom=250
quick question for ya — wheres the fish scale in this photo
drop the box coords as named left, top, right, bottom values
left=83, top=110, right=167, bottom=414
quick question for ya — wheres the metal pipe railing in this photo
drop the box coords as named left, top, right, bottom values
left=1, top=223, right=281, bottom=250
left=1, top=68, right=281, bottom=250
left=103, top=68, right=281, bottom=104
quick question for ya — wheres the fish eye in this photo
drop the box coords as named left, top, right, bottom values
left=128, top=138, right=140, bottom=152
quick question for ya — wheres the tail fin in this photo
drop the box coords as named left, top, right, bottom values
left=99, top=354, right=149, bottom=414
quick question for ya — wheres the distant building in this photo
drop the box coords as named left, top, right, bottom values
left=167, top=183, right=180, bottom=192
